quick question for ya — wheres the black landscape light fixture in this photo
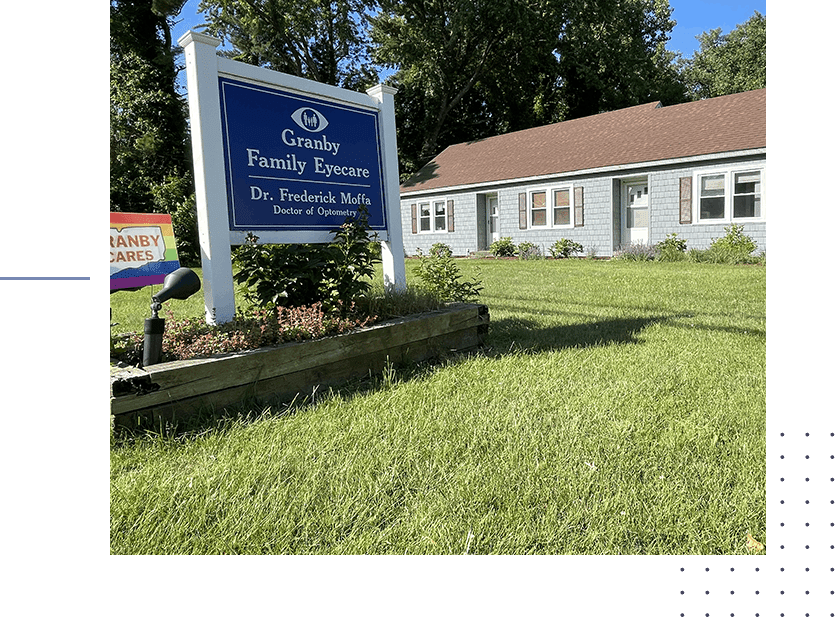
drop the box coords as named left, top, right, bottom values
left=143, top=267, right=201, bottom=367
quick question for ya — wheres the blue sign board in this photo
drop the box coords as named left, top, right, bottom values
left=218, top=77, right=388, bottom=233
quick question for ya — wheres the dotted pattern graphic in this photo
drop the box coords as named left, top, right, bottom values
left=675, top=431, right=833, bottom=615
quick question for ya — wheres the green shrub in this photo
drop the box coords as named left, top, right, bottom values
left=233, top=205, right=380, bottom=314
left=706, top=224, right=758, bottom=264
left=517, top=241, right=543, bottom=260
left=428, top=242, right=453, bottom=258
left=489, top=237, right=517, bottom=257
left=320, top=207, right=381, bottom=311
left=368, top=241, right=383, bottom=261
left=686, top=248, right=710, bottom=263
left=549, top=238, right=584, bottom=259
left=233, top=237, right=325, bottom=308
left=414, top=248, right=483, bottom=302
left=656, top=233, right=688, bottom=262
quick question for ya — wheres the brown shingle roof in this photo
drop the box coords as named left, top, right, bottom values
left=401, top=89, right=765, bottom=193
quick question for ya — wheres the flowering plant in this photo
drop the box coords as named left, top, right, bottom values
left=118, top=303, right=378, bottom=365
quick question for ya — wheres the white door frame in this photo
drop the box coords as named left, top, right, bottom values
left=487, top=194, right=500, bottom=246
left=621, top=178, right=649, bottom=246
left=479, top=193, right=499, bottom=250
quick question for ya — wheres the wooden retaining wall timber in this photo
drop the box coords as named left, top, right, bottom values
left=111, top=303, right=489, bottom=429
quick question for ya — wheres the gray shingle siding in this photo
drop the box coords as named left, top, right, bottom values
left=400, top=193, right=478, bottom=256
left=400, top=153, right=766, bottom=257
left=650, top=159, right=766, bottom=253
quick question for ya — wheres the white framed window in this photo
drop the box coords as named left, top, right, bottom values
left=418, top=201, right=431, bottom=232
left=694, top=168, right=764, bottom=223
left=433, top=199, right=447, bottom=231
left=732, top=170, right=762, bottom=219
left=553, top=187, right=572, bottom=226
left=527, top=185, right=573, bottom=228
left=415, top=199, right=451, bottom=233
left=530, top=191, right=547, bottom=226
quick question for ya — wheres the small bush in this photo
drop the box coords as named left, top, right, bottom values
left=656, top=233, right=688, bottom=262
left=549, top=238, right=584, bottom=259
left=517, top=242, right=543, bottom=260
left=685, top=225, right=761, bottom=264
left=706, top=224, right=758, bottom=264
left=415, top=248, right=483, bottom=302
left=321, top=207, right=380, bottom=311
left=614, top=242, right=656, bottom=261
left=232, top=237, right=325, bottom=309
left=489, top=237, right=517, bottom=258
left=686, top=248, right=710, bottom=263
left=428, top=242, right=453, bottom=258
left=233, top=205, right=380, bottom=314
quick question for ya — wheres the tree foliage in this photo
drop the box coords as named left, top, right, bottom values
left=198, top=0, right=379, bottom=89
left=372, top=0, right=688, bottom=174
left=679, top=11, right=766, bottom=100
left=555, top=0, right=686, bottom=119
left=372, top=0, right=560, bottom=173
left=110, top=0, right=199, bottom=264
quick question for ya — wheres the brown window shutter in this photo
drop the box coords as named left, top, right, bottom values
left=574, top=186, right=584, bottom=227
left=447, top=200, right=455, bottom=232
left=518, top=193, right=527, bottom=229
left=679, top=177, right=692, bottom=224
left=411, top=203, right=417, bottom=234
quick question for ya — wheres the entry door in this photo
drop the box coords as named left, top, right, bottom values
left=622, top=181, right=649, bottom=245
left=487, top=195, right=500, bottom=245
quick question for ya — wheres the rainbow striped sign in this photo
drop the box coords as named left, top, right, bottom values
left=110, top=212, right=181, bottom=290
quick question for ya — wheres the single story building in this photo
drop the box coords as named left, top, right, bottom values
left=399, top=88, right=765, bottom=257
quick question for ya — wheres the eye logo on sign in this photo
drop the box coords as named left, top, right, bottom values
left=291, top=107, right=329, bottom=132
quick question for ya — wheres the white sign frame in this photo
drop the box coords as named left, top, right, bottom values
left=179, top=31, right=406, bottom=324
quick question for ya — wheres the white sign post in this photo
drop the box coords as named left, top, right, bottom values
left=179, top=31, right=406, bottom=325
left=366, top=84, right=407, bottom=294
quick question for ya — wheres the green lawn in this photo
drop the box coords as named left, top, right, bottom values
left=110, top=258, right=765, bottom=555
left=110, top=270, right=222, bottom=337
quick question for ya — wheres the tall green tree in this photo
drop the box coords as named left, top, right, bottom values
left=554, top=0, right=686, bottom=120
left=110, top=0, right=199, bottom=264
left=198, top=0, right=379, bottom=89
left=373, top=0, right=686, bottom=174
left=372, top=0, right=561, bottom=175
left=679, top=11, right=766, bottom=100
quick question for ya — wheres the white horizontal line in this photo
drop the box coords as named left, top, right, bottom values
left=248, top=175, right=371, bottom=189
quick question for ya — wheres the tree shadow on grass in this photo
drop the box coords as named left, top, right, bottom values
left=485, top=300, right=764, bottom=353
left=112, top=314, right=665, bottom=439
left=110, top=313, right=687, bottom=440
left=486, top=314, right=669, bottom=355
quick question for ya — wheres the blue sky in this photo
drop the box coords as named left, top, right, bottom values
left=664, top=0, right=765, bottom=55
left=171, top=0, right=766, bottom=62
